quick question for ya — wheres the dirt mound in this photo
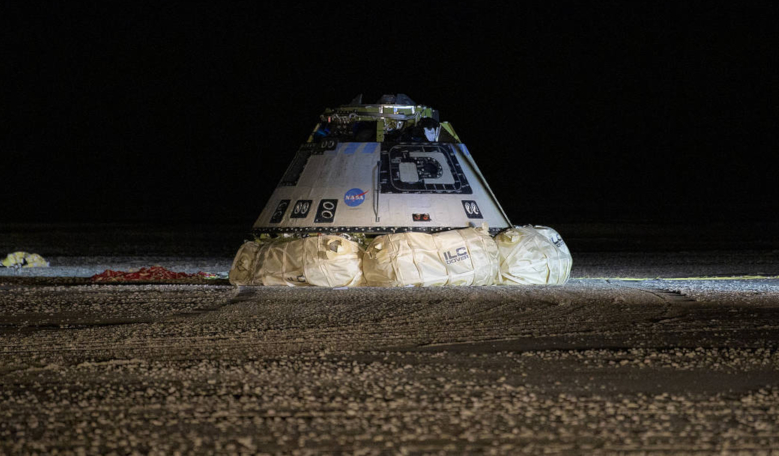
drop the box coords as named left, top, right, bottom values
left=91, top=266, right=216, bottom=282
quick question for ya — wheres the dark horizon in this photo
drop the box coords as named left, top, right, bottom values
left=4, top=2, right=777, bottom=226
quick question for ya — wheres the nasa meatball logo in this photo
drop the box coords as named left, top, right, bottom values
left=344, top=188, right=368, bottom=207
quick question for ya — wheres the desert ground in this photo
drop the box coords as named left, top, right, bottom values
left=2, top=223, right=779, bottom=454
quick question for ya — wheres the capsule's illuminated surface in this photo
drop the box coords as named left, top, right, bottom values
left=252, top=94, right=512, bottom=237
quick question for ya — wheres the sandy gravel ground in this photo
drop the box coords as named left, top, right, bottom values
left=2, top=223, right=779, bottom=454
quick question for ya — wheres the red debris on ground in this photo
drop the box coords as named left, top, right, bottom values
left=91, top=266, right=217, bottom=282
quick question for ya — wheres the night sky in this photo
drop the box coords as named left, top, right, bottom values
left=4, top=1, right=778, bottom=225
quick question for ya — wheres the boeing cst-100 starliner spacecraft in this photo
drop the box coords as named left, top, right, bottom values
left=252, top=94, right=512, bottom=237
left=230, top=94, right=572, bottom=287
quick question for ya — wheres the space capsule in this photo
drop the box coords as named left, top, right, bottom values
left=229, top=95, right=571, bottom=288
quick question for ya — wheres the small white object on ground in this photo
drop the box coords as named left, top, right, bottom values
left=1, top=252, right=49, bottom=269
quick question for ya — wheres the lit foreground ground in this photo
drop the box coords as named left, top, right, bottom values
left=1, top=223, right=779, bottom=454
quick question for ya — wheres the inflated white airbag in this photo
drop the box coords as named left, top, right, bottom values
left=229, top=236, right=365, bottom=287
left=495, top=225, right=572, bottom=285
left=228, top=241, right=262, bottom=286
left=363, top=226, right=499, bottom=287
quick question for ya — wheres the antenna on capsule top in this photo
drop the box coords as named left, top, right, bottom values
left=349, top=94, right=363, bottom=105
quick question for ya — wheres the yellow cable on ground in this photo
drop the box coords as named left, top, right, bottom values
left=576, top=275, right=779, bottom=282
